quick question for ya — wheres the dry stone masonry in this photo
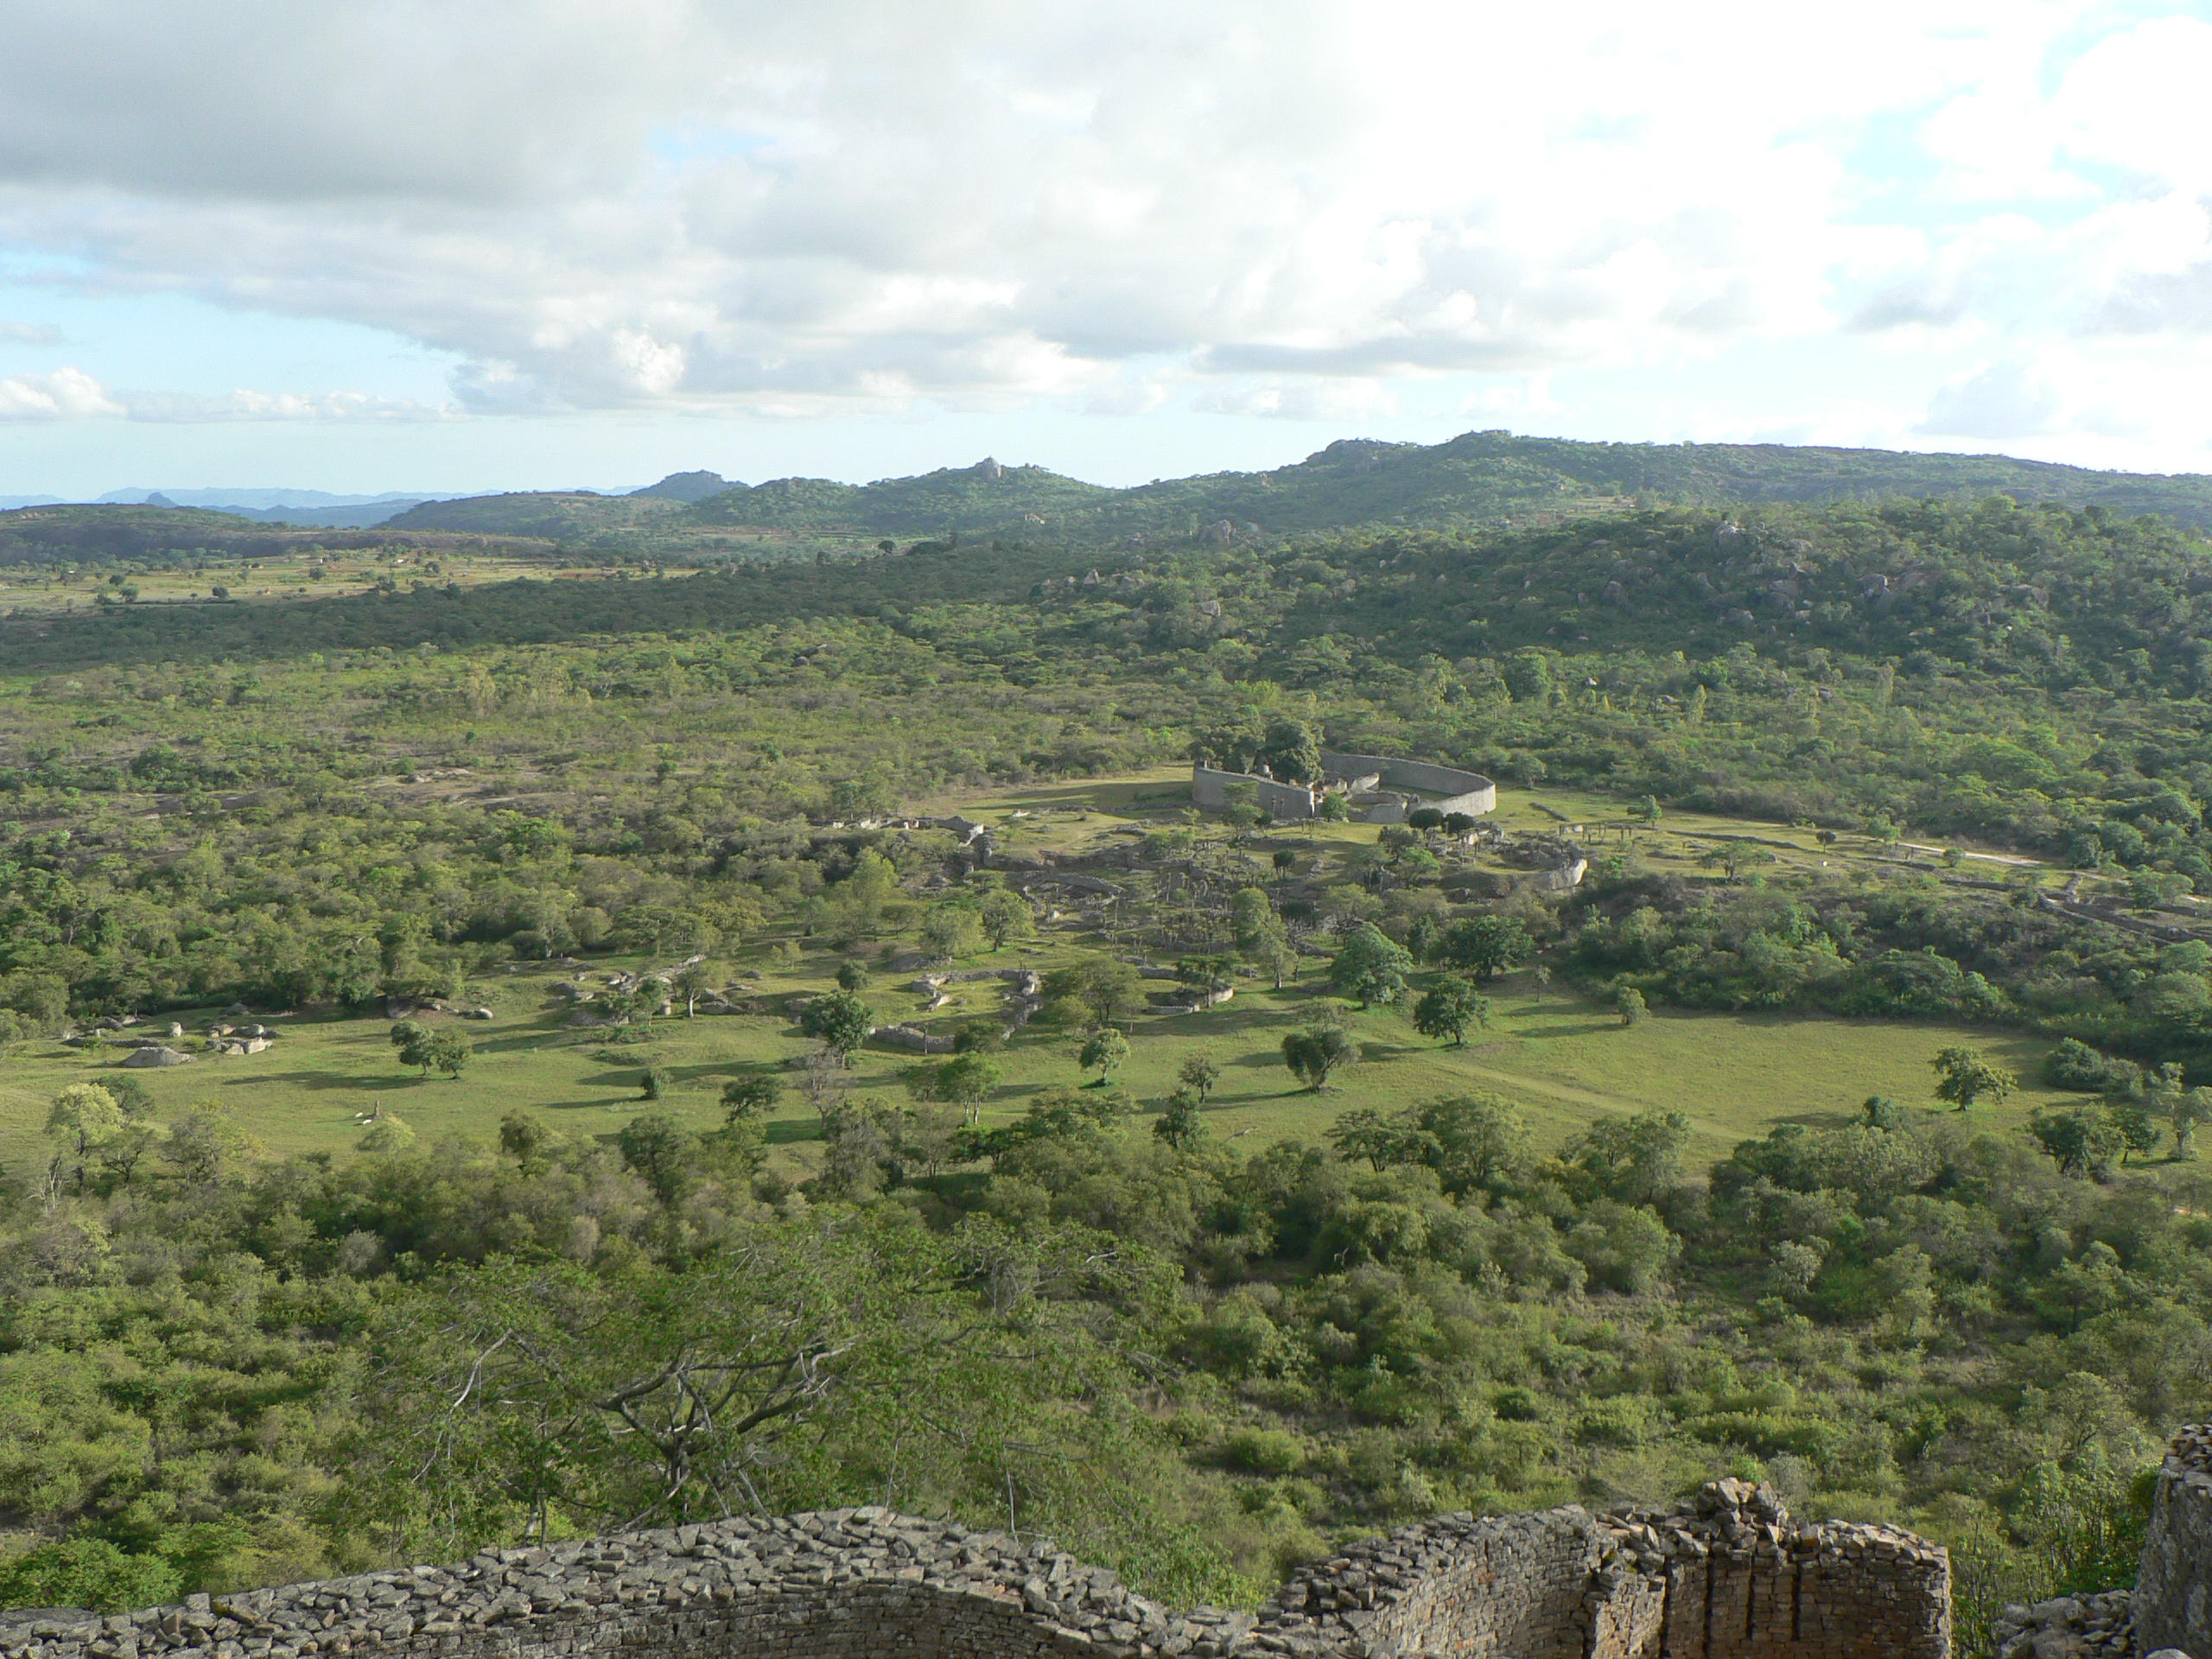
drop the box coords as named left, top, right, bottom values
left=0, top=1484, right=1951, bottom=1659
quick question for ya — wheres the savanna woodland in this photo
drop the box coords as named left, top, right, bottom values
left=7, top=432, right=2212, bottom=1654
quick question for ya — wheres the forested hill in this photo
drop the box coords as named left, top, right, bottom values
left=670, top=430, right=2212, bottom=540
left=12, top=494, right=2212, bottom=696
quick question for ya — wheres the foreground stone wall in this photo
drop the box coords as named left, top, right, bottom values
left=0, top=1487, right=1949, bottom=1659
left=2131, top=1423, right=2212, bottom=1656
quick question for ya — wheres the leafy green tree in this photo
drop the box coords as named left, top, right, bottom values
left=391, top=1018, right=435, bottom=1075
left=46, top=1082, right=122, bottom=1192
left=2029, top=1104, right=2128, bottom=1179
left=921, top=902, right=986, bottom=961
left=721, top=1075, right=783, bottom=1119
left=836, top=959, right=871, bottom=991
left=1932, top=1046, right=2016, bottom=1112
left=1503, top=649, right=1552, bottom=702
left=1560, top=1109, right=1691, bottom=1205
left=671, top=959, right=723, bottom=1017
left=1177, top=1055, right=1220, bottom=1103
left=2111, top=1099, right=2164, bottom=1164
left=1078, top=1028, right=1130, bottom=1084
left=2173, top=1086, right=2212, bottom=1160
left=979, top=889, right=1035, bottom=950
left=1328, top=922, right=1411, bottom=1008
left=1257, top=717, right=1322, bottom=784
left=1403, top=912, right=1440, bottom=965
left=1230, top=887, right=1295, bottom=988
left=932, top=1052, right=1002, bottom=1125
left=499, top=1111, right=550, bottom=1165
left=615, top=1113, right=695, bottom=1205
left=800, top=991, right=874, bottom=1065
left=1282, top=1024, right=1357, bottom=1090
left=1173, top=954, right=1234, bottom=999
left=424, top=1027, right=474, bottom=1080
left=1043, top=957, right=1145, bottom=1029
left=1440, top=915, right=1533, bottom=979
left=1615, top=985, right=1649, bottom=1027
left=1412, top=974, right=1489, bottom=1046
left=1327, top=1108, right=1399, bottom=1171
left=1154, top=1089, right=1206, bottom=1152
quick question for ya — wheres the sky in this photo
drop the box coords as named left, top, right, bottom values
left=4, top=1, right=2212, bottom=497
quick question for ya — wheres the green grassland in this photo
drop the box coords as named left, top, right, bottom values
left=0, top=932, right=2071, bottom=1182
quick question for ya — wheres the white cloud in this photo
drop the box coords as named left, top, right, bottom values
left=0, top=321, right=60, bottom=344
left=0, top=365, right=450, bottom=423
left=0, top=366, right=121, bottom=420
left=3, top=0, right=2212, bottom=457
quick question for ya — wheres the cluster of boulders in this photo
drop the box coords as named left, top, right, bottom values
left=0, top=1510, right=1254, bottom=1659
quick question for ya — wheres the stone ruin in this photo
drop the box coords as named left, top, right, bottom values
left=0, top=1480, right=1950, bottom=1659
left=1191, top=750, right=1497, bottom=828
left=1993, top=1421, right=2212, bottom=1659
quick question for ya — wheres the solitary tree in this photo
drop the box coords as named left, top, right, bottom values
left=721, top=1075, right=782, bottom=1121
left=1615, top=985, right=1649, bottom=1027
left=1178, top=1054, right=1221, bottom=1103
left=1932, top=1046, right=2016, bottom=1112
left=424, top=1027, right=473, bottom=1080
left=1078, top=1028, right=1130, bottom=1084
left=836, top=959, right=871, bottom=992
left=1282, top=1024, right=1357, bottom=1090
left=800, top=991, right=874, bottom=1066
left=1412, top=975, right=1490, bottom=1046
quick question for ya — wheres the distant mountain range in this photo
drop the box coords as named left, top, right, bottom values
left=16, top=433, right=2212, bottom=555
left=376, top=435, right=2212, bottom=542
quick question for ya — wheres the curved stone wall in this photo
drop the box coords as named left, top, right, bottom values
left=0, top=1487, right=1950, bottom=1659
left=1192, top=752, right=1496, bottom=826
left=1319, top=751, right=1498, bottom=819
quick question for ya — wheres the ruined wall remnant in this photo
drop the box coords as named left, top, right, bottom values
left=2131, top=1423, right=2212, bottom=1657
left=0, top=1484, right=1952, bottom=1659
left=1192, top=752, right=1496, bottom=826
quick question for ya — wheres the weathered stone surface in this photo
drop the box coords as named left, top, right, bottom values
left=2129, top=1424, right=2212, bottom=1657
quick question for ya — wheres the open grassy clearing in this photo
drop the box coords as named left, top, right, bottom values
left=0, top=949, right=2074, bottom=1180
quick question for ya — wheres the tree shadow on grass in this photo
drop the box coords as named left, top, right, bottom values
left=244, top=1067, right=429, bottom=1093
